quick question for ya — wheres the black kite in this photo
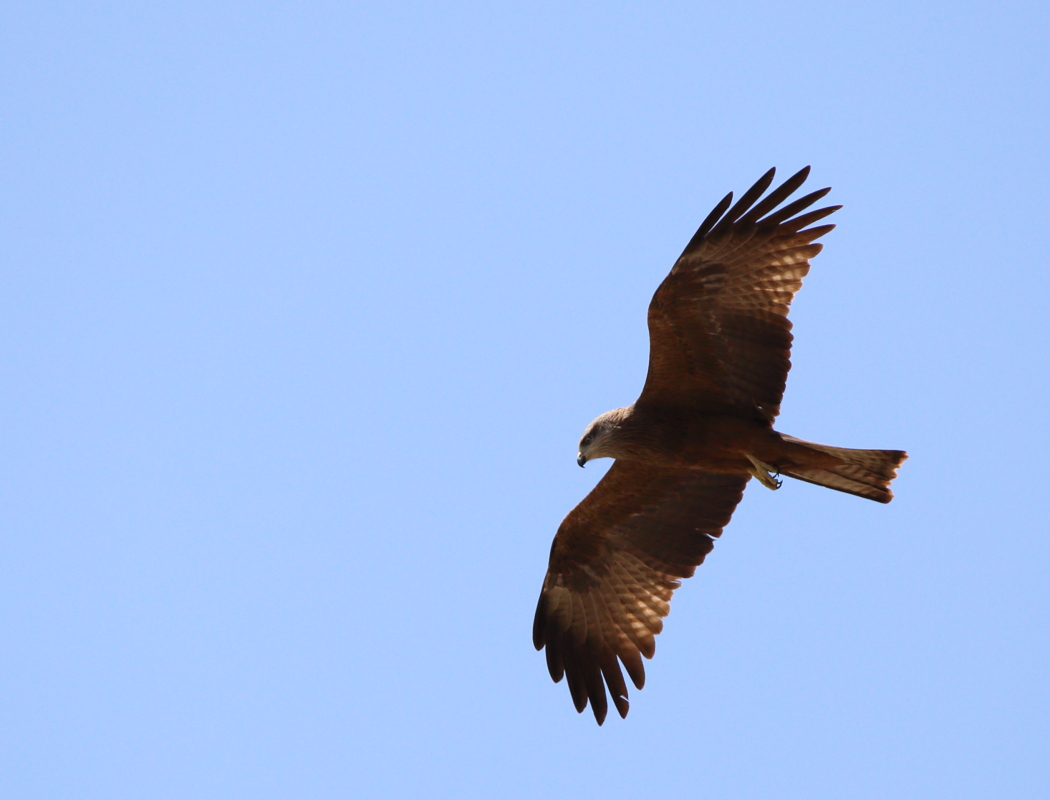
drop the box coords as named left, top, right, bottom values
left=533, top=167, right=906, bottom=724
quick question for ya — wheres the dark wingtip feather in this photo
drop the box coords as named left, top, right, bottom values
left=568, top=675, right=588, bottom=714
left=621, top=650, right=646, bottom=689
left=741, top=165, right=812, bottom=224
left=781, top=205, right=841, bottom=236
left=713, top=167, right=777, bottom=233
left=681, top=191, right=733, bottom=256
left=581, top=653, right=609, bottom=725
left=597, top=648, right=630, bottom=722
left=545, top=634, right=564, bottom=682
left=797, top=223, right=836, bottom=241
left=590, top=693, right=608, bottom=725
left=563, top=648, right=590, bottom=714
left=759, top=187, right=832, bottom=227
left=532, top=595, right=547, bottom=650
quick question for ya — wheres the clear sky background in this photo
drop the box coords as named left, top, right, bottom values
left=3, top=2, right=1049, bottom=798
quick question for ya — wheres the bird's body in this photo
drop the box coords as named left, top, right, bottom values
left=581, top=405, right=812, bottom=470
left=533, top=167, right=907, bottom=724
left=581, top=404, right=884, bottom=488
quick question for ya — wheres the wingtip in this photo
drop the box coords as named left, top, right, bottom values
left=681, top=190, right=734, bottom=255
left=532, top=598, right=546, bottom=650
left=592, top=704, right=608, bottom=725
left=532, top=625, right=544, bottom=651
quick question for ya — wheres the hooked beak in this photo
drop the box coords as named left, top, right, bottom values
left=577, top=454, right=587, bottom=468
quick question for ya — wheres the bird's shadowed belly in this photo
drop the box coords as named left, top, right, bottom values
left=617, top=410, right=840, bottom=474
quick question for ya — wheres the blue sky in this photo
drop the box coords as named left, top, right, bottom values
left=3, top=1, right=1049, bottom=797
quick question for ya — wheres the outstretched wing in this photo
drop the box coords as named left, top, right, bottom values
left=533, top=460, right=749, bottom=724
left=640, top=166, right=840, bottom=423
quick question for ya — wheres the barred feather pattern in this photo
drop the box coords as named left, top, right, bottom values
left=778, top=435, right=908, bottom=504
left=533, top=461, right=748, bottom=724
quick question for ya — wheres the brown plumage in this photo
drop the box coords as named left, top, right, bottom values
left=533, top=167, right=907, bottom=724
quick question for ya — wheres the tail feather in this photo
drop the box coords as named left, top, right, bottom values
left=778, top=435, right=907, bottom=504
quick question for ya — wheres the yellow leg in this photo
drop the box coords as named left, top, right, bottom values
left=746, top=454, right=783, bottom=491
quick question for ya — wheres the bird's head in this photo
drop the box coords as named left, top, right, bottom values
left=577, top=408, right=628, bottom=467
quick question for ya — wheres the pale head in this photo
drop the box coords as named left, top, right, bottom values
left=576, top=407, right=630, bottom=467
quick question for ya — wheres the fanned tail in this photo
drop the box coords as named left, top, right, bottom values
left=778, top=435, right=907, bottom=504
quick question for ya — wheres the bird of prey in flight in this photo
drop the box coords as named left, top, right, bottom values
left=532, top=167, right=906, bottom=724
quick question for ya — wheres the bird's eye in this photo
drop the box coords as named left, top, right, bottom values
left=582, top=435, right=592, bottom=446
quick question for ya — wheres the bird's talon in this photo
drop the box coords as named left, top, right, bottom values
left=746, top=454, right=782, bottom=491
